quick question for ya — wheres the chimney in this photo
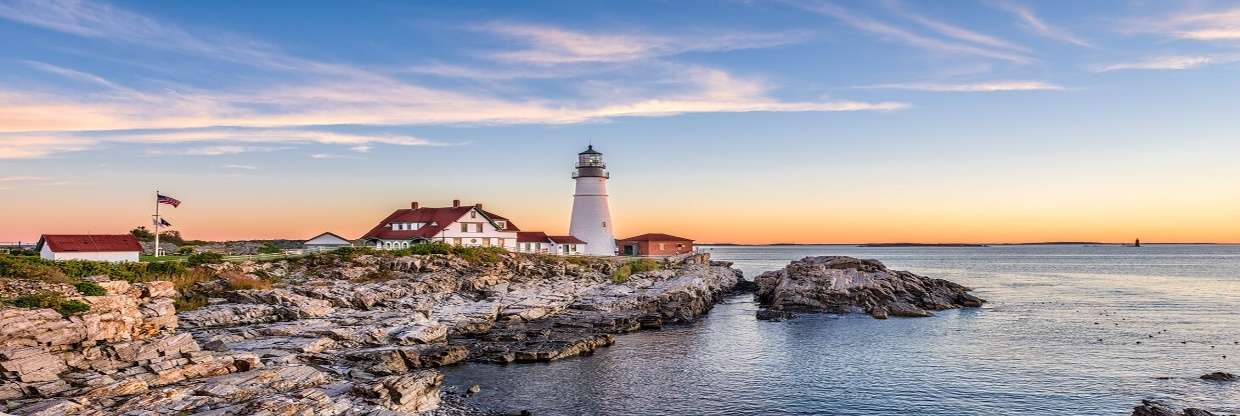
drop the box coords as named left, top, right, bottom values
left=452, top=199, right=461, bottom=207
left=475, top=203, right=483, bottom=211
left=410, top=201, right=419, bottom=209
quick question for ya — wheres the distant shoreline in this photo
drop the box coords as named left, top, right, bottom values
left=698, top=242, right=1224, bottom=247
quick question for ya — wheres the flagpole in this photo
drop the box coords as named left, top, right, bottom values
left=154, top=190, right=160, bottom=258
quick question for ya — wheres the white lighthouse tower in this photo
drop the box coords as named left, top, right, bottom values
left=569, top=145, right=616, bottom=256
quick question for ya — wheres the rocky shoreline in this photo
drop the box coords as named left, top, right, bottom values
left=0, top=251, right=741, bottom=415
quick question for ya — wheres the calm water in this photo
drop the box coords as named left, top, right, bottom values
left=443, top=245, right=1240, bottom=415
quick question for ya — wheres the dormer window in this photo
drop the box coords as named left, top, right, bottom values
left=496, top=221, right=506, bottom=229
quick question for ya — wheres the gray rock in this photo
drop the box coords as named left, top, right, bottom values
left=754, top=256, right=984, bottom=319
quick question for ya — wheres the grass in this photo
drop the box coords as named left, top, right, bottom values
left=74, top=281, right=107, bottom=296
left=5, top=291, right=92, bottom=317
left=224, top=274, right=272, bottom=290
left=140, top=255, right=188, bottom=263
left=610, top=259, right=661, bottom=284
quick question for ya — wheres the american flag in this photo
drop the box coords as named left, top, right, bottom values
left=157, top=193, right=181, bottom=207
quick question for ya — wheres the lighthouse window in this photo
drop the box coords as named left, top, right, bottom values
left=601, top=221, right=607, bottom=228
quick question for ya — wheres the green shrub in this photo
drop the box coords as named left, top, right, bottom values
left=450, top=246, right=507, bottom=264
left=257, top=243, right=282, bottom=254
left=611, top=264, right=632, bottom=284
left=0, top=255, right=71, bottom=283
left=333, top=246, right=380, bottom=261
left=176, top=246, right=195, bottom=255
left=610, top=259, right=660, bottom=284
left=7, top=291, right=64, bottom=309
left=74, top=281, right=107, bottom=296
left=146, top=261, right=187, bottom=276
left=56, top=300, right=90, bottom=316
left=5, top=291, right=90, bottom=317
left=628, top=259, right=660, bottom=273
left=407, top=241, right=453, bottom=255
left=186, top=252, right=224, bottom=267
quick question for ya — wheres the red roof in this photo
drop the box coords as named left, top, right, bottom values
left=548, top=235, right=586, bottom=244
left=360, top=205, right=520, bottom=241
left=37, top=234, right=142, bottom=253
left=517, top=231, right=550, bottom=243
left=617, top=233, right=693, bottom=242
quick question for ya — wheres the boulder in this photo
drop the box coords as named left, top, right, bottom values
left=1200, top=371, right=1235, bottom=381
left=754, top=256, right=984, bottom=319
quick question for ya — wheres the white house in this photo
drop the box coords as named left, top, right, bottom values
left=303, top=232, right=353, bottom=252
left=360, top=200, right=522, bottom=250
left=37, top=234, right=142, bottom=262
left=360, top=200, right=588, bottom=255
left=516, top=232, right=587, bottom=255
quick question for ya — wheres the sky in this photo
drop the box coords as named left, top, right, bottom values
left=1, top=0, right=1239, bottom=244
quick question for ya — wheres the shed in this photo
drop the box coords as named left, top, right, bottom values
left=37, top=234, right=142, bottom=262
left=616, top=233, right=694, bottom=257
left=303, top=232, right=354, bottom=252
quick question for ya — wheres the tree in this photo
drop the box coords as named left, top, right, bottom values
left=257, top=243, right=282, bottom=254
left=158, top=230, right=184, bottom=245
left=130, top=226, right=155, bottom=242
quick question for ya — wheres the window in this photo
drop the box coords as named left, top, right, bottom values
left=470, top=211, right=476, bottom=218
left=460, top=223, right=468, bottom=232
left=570, top=245, right=577, bottom=252
left=601, top=221, right=607, bottom=228
left=659, top=243, right=666, bottom=250
left=496, top=221, right=506, bottom=229
left=474, top=223, right=483, bottom=232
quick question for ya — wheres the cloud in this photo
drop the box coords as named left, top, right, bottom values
left=1088, top=55, right=1234, bottom=72
left=222, top=164, right=257, bottom=170
left=792, top=1, right=1031, bottom=63
left=476, top=22, right=809, bottom=65
left=858, top=80, right=1064, bottom=92
left=0, top=1, right=904, bottom=159
left=1123, top=7, right=1240, bottom=41
left=988, top=1, right=1092, bottom=47
left=0, top=135, right=96, bottom=159
left=881, top=0, right=1029, bottom=53
left=144, top=145, right=289, bottom=156
left=308, top=153, right=360, bottom=160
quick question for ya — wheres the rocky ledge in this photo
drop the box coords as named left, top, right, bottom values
left=1, top=251, right=741, bottom=415
left=753, top=256, right=984, bottom=320
left=1131, top=400, right=1233, bottom=416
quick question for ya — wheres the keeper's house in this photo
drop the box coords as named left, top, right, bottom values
left=37, top=234, right=142, bottom=262
left=617, top=233, right=694, bottom=257
left=360, top=200, right=587, bottom=256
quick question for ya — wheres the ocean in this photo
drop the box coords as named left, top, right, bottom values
left=442, top=244, right=1240, bottom=415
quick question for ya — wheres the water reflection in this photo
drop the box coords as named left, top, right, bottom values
left=445, top=245, right=1240, bottom=415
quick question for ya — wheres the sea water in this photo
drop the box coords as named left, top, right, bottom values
left=443, top=244, right=1240, bottom=415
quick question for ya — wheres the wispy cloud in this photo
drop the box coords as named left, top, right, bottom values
left=792, top=1, right=1031, bottom=63
left=989, top=1, right=1092, bottom=48
left=858, top=80, right=1064, bottom=92
left=881, top=0, right=1029, bottom=53
left=144, top=145, right=289, bottom=156
left=222, top=164, right=257, bottom=170
left=0, top=135, right=96, bottom=159
left=1088, top=55, right=1234, bottom=72
left=308, top=153, right=360, bottom=160
left=1122, top=6, right=1240, bottom=41
left=476, top=22, right=809, bottom=65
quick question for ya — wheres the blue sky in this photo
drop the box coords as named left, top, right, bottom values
left=1, top=0, right=1238, bottom=243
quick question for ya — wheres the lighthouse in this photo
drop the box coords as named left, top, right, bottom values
left=570, top=145, right=616, bottom=256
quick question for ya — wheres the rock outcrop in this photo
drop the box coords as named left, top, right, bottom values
left=2, top=251, right=741, bottom=415
left=753, top=256, right=984, bottom=319
left=1131, top=400, right=1224, bottom=416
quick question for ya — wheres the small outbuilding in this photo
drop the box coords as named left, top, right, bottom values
left=37, top=234, right=142, bottom=262
left=616, top=233, right=694, bottom=257
left=303, top=232, right=353, bottom=252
